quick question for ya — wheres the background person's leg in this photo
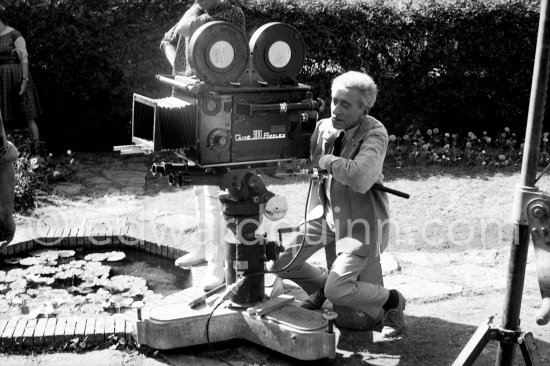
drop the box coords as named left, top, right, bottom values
left=27, top=119, right=40, bottom=143
left=175, top=185, right=207, bottom=267
left=0, top=160, right=16, bottom=245
left=201, top=185, right=225, bottom=290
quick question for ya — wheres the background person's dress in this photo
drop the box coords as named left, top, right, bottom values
left=0, top=29, right=42, bottom=129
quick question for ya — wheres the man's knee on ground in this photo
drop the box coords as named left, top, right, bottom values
left=324, top=274, right=360, bottom=306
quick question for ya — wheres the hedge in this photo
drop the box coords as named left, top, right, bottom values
left=1, top=0, right=542, bottom=151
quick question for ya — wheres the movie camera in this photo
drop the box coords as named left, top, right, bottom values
left=116, top=21, right=322, bottom=190
left=113, top=21, right=342, bottom=360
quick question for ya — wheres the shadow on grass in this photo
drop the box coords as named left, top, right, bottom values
left=158, top=315, right=549, bottom=366
left=333, top=315, right=549, bottom=366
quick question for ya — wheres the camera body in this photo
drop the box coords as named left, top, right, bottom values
left=127, top=21, right=321, bottom=168
left=132, top=78, right=318, bottom=167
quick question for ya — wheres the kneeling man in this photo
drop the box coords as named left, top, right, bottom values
left=269, top=71, right=406, bottom=337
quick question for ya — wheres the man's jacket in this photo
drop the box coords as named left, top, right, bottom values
left=307, top=116, right=389, bottom=257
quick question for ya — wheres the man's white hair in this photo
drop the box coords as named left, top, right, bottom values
left=332, top=71, right=378, bottom=111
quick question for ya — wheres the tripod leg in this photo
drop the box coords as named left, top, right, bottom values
left=452, top=322, right=491, bottom=366
left=518, top=332, right=542, bottom=366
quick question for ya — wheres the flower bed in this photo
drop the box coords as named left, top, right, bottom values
left=386, top=126, right=547, bottom=169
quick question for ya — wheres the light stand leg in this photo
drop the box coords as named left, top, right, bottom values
left=496, top=0, right=550, bottom=363
left=453, top=319, right=543, bottom=366
left=455, top=0, right=550, bottom=365
left=496, top=224, right=531, bottom=366
left=452, top=321, right=491, bottom=366
left=518, top=333, right=542, bottom=366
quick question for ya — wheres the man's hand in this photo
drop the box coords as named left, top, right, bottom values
left=319, top=154, right=338, bottom=172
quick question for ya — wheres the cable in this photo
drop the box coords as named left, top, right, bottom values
left=205, top=298, right=235, bottom=366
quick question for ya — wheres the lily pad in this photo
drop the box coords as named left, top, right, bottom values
left=0, top=299, right=9, bottom=313
left=27, top=264, right=59, bottom=276
left=4, top=257, right=22, bottom=265
left=53, top=268, right=82, bottom=280
left=30, top=249, right=61, bottom=261
left=72, top=295, right=87, bottom=305
left=19, top=293, right=31, bottom=299
left=54, top=304, right=74, bottom=317
left=110, top=295, right=133, bottom=308
left=29, top=248, right=52, bottom=256
left=35, top=303, right=56, bottom=318
left=26, top=275, right=55, bottom=286
left=105, top=251, right=126, bottom=262
left=79, top=303, right=104, bottom=314
left=104, top=275, right=146, bottom=293
left=1, top=276, right=19, bottom=283
left=101, top=281, right=125, bottom=293
left=6, top=289, right=25, bottom=298
left=86, top=291, right=110, bottom=305
left=9, top=279, right=27, bottom=290
left=50, top=289, right=69, bottom=298
left=7, top=268, right=24, bottom=275
left=69, top=260, right=87, bottom=268
left=19, top=257, right=46, bottom=266
left=58, top=250, right=76, bottom=258
left=84, top=253, right=108, bottom=262
left=142, top=293, right=164, bottom=305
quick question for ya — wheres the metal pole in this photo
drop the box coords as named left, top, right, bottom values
left=497, top=0, right=550, bottom=364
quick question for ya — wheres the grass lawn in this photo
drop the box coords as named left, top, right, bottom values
left=262, top=164, right=546, bottom=253
left=8, top=155, right=550, bottom=365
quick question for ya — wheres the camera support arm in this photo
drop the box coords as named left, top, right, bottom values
left=515, top=185, right=550, bottom=325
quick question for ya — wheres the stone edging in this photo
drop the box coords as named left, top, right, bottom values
left=0, top=316, right=131, bottom=351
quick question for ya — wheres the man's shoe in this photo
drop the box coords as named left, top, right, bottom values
left=202, top=261, right=225, bottom=291
left=175, top=246, right=206, bottom=267
left=298, top=288, right=326, bottom=310
left=381, top=290, right=406, bottom=338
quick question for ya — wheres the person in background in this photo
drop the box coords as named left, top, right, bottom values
left=0, top=110, right=18, bottom=250
left=160, top=0, right=245, bottom=291
left=0, top=6, right=42, bottom=152
left=268, top=71, right=407, bottom=338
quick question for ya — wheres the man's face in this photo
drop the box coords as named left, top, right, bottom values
left=331, top=86, right=367, bottom=131
left=196, top=0, right=220, bottom=11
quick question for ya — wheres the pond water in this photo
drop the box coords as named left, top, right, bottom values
left=0, top=247, right=192, bottom=320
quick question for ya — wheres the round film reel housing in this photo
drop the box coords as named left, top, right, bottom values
left=189, top=21, right=249, bottom=85
left=249, top=22, right=305, bottom=84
